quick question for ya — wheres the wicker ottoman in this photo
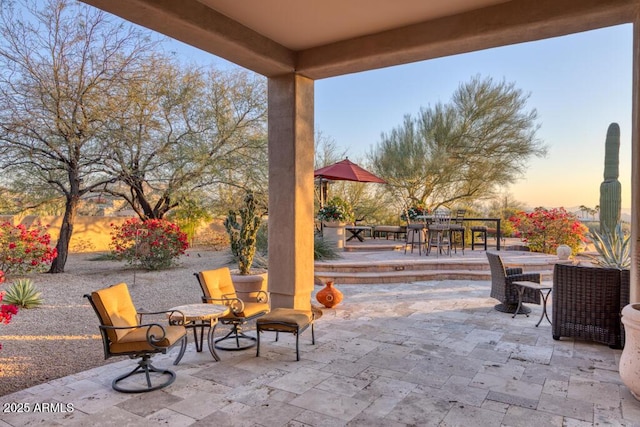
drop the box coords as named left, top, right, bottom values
left=256, top=308, right=316, bottom=361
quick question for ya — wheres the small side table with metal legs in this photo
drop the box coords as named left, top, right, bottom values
left=512, top=281, right=553, bottom=327
left=168, top=303, right=230, bottom=364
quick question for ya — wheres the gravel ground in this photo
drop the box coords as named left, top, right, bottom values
left=0, top=249, right=232, bottom=397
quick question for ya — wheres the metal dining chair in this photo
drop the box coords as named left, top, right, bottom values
left=427, top=209, right=451, bottom=257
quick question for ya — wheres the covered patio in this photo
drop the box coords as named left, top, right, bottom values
left=79, top=0, right=640, bottom=310
left=3, top=277, right=639, bottom=425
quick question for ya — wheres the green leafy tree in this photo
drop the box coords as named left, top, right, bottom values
left=100, top=63, right=267, bottom=220
left=369, top=75, right=546, bottom=210
left=0, top=0, right=158, bottom=272
left=167, top=197, right=212, bottom=246
left=487, top=193, right=526, bottom=237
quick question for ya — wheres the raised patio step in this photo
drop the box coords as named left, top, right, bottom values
left=313, top=269, right=554, bottom=284
left=314, top=252, right=557, bottom=284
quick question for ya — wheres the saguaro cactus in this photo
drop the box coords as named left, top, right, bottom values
left=599, top=122, right=621, bottom=234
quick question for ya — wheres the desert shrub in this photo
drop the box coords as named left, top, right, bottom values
left=509, top=207, right=588, bottom=254
left=0, top=221, right=57, bottom=275
left=110, top=218, right=189, bottom=270
left=2, top=278, right=42, bottom=309
left=314, top=236, right=341, bottom=260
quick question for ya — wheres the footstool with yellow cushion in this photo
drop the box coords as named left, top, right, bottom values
left=256, top=308, right=318, bottom=361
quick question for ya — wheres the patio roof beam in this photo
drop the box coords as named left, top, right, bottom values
left=80, top=0, right=296, bottom=77
left=297, top=0, right=638, bottom=79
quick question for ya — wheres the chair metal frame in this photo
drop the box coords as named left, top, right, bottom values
left=84, top=286, right=187, bottom=393
left=194, top=268, right=269, bottom=351
left=404, top=223, right=426, bottom=255
left=256, top=309, right=317, bottom=361
left=427, top=209, right=451, bottom=257
left=486, top=252, right=540, bottom=314
left=449, top=209, right=466, bottom=254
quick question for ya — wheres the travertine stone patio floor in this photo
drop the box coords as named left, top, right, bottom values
left=2, top=278, right=639, bottom=426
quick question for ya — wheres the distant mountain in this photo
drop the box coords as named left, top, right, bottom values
left=566, top=206, right=632, bottom=223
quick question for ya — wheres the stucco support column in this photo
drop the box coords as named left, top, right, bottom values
left=632, top=16, right=640, bottom=303
left=267, top=73, right=315, bottom=310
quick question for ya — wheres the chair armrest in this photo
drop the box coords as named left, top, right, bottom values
left=99, top=322, right=175, bottom=350
left=138, top=309, right=186, bottom=322
left=167, top=310, right=187, bottom=326
left=236, top=290, right=270, bottom=304
left=505, top=267, right=523, bottom=275
left=201, top=295, right=245, bottom=314
left=255, top=290, right=269, bottom=304
left=508, top=272, right=541, bottom=283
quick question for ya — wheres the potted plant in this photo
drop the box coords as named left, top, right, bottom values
left=588, top=224, right=638, bottom=397
left=317, top=196, right=354, bottom=226
left=317, top=197, right=354, bottom=250
left=400, top=204, right=429, bottom=223
left=224, top=191, right=268, bottom=294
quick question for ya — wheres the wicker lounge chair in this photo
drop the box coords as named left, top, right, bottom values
left=486, top=251, right=541, bottom=314
left=552, top=263, right=627, bottom=348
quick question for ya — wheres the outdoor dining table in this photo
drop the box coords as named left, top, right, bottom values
left=345, top=225, right=372, bottom=242
left=414, top=216, right=502, bottom=250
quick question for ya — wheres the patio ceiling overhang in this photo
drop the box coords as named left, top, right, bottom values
left=80, top=0, right=638, bottom=80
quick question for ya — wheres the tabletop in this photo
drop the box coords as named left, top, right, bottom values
left=512, top=281, right=552, bottom=291
left=169, top=303, right=230, bottom=322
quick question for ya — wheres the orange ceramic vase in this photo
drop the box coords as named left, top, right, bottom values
left=316, top=281, right=343, bottom=308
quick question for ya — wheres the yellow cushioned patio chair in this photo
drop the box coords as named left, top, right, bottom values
left=84, top=282, right=187, bottom=393
left=194, top=267, right=270, bottom=351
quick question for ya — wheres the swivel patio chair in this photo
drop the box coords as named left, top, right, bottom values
left=194, top=267, right=270, bottom=351
left=84, top=283, right=187, bottom=393
left=486, top=252, right=540, bottom=314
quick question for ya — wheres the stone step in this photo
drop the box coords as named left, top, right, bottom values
left=313, top=269, right=554, bottom=284
left=314, top=259, right=553, bottom=274
left=314, top=249, right=559, bottom=284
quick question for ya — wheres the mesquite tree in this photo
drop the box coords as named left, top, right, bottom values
left=0, top=0, right=158, bottom=272
left=100, top=62, right=267, bottom=220
left=369, top=75, right=547, bottom=211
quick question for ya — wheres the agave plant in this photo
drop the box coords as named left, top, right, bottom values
left=2, top=278, right=43, bottom=308
left=588, top=223, right=631, bottom=269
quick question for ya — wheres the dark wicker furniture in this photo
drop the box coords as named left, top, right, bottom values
left=552, top=263, right=627, bottom=348
left=486, top=252, right=541, bottom=314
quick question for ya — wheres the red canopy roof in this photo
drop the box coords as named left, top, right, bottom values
left=313, top=159, right=386, bottom=183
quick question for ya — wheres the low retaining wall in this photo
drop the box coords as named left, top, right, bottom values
left=0, top=215, right=129, bottom=253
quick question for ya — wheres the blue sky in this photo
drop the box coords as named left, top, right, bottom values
left=170, top=24, right=633, bottom=211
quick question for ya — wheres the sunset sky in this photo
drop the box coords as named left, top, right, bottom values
left=170, top=24, right=633, bottom=211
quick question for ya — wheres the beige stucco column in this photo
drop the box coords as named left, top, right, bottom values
left=632, top=17, right=640, bottom=304
left=267, top=73, right=315, bottom=310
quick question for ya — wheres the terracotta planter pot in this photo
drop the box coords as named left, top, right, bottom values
left=231, top=272, right=268, bottom=298
left=620, top=303, right=640, bottom=400
left=322, top=222, right=345, bottom=249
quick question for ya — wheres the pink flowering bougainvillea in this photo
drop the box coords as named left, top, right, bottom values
left=0, top=271, right=19, bottom=351
left=0, top=222, right=57, bottom=275
left=110, top=218, right=189, bottom=270
left=509, top=207, right=588, bottom=255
